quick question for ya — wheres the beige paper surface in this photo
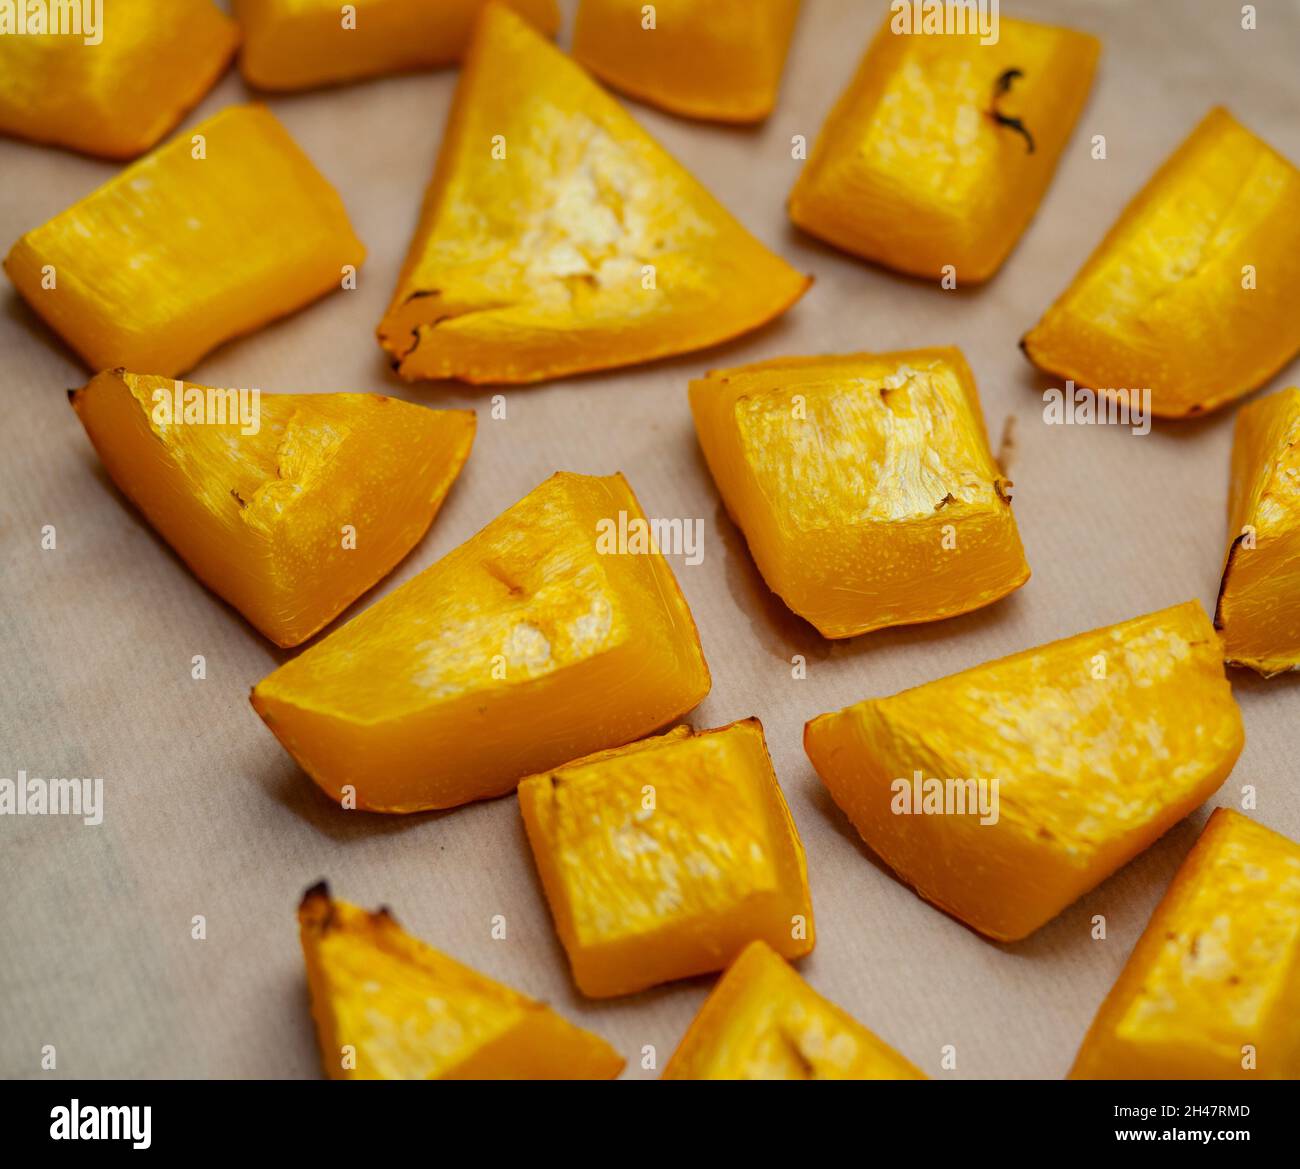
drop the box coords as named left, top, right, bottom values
left=2, top=0, right=1298, bottom=1079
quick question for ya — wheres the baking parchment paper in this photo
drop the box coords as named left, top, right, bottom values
left=2, top=0, right=1297, bottom=1079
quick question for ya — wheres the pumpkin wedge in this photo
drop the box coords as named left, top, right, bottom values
left=689, top=347, right=1029, bottom=637
left=376, top=2, right=809, bottom=384
left=1071, top=809, right=1300, bottom=1080
left=519, top=719, right=813, bottom=997
left=4, top=104, right=365, bottom=377
left=1215, top=387, right=1300, bottom=676
left=663, top=941, right=925, bottom=1080
left=788, top=12, right=1098, bottom=282
left=805, top=602, right=1244, bottom=942
left=0, top=0, right=239, bottom=158
left=71, top=370, right=474, bottom=648
left=1022, top=108, right=1300, bottom=418
left=299, top=883, right=623, bottom=1079
left=572, top=0, right=801, bottom=123
left=252, top=472, right=711, bottom=812
left=234, top=0, right=559, bottom=90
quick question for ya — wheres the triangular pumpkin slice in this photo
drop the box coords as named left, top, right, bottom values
left=663, top=941, right=926, bottom=1080
left=71, top=371, right=474, bottom=647
left=299, top=883, right=624, bottom=1079
left=250, top=472, right=710, bottom=811
left=377, top=2, right=810, bottom=384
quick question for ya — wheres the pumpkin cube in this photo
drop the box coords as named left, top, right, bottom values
left=4, top=104, right=365, bottom=377
left=572, top=0, right=800, bottom=123
left=0, top=0, right=238, bottom=158
left=789, top=13, right=1098, bottom=282
left=518, top=719, right=813, bottom=997
left=689, top=348, right=1029, bottom=638
left=234, top=0, right=558, bottom=90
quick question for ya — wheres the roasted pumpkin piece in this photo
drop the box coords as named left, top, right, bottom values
left=1023, top=108, right=1300, bottom=418
left=572, top=0, right=800, bottom=123
left=71, top=371, right=473, bottom=648
left=376, top=3, right=809, bottom=385
left=690, top=347, right=1028, bottom=638
left=0, top=0, right=239, bottom=159
left=234, top=0, right=559, bottom=90
left=1071, top=809, right=1300, bottom=1080
left=1215, top=387, right=1300, bottom=676
left=299, top=883, right=623, bottom=1080
left=662, top=941, right=924, bottom=1080
left=518, top=719, right=813, bottom=998
left=788, top=13, right=1098, bottom=282
left=4, top=104, right=365, bottom=377
left=805, top=601, right=1244, bottom=942
left=253, top=472, right=710, bottom=812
